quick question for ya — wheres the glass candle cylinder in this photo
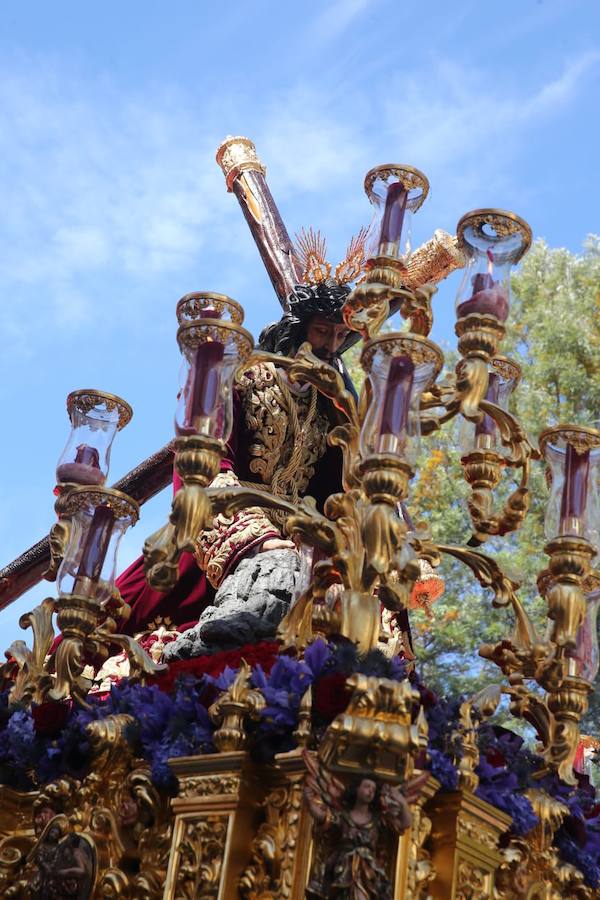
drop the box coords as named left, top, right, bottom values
left=176, top=291, right=245, bottom=326
left=56, top=391, right=132, bottom=486
left=363, top=164, right=429, bottom=261
left=459, top=357, right=521, bottom=452
left=574, top=582, right=600, bottom=683
left=360, top=334, right=443, bottom=465
left=455, top=209, right=532, bottom=323
left=540, top=426, right=600, bottom=549
left=175, top=319, right=254, bottom=441
left=57, top=487, right=139, bottom=604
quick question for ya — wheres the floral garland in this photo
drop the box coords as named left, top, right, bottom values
left=2, top=641, right=600, bottom=887
left=419, top=682, right=600, bottom=887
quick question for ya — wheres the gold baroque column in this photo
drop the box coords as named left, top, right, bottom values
left=239, top=750, right=313, bottom=900
left=424, top=789, right=512, bottom=899
left=163, top=752, right=262, bottom=900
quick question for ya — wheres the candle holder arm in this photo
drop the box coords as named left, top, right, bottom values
left=43, top=486, right=80, bottom=583
left=439, top=537, right=594, bottom=785
left=434, top=542, right=522, bottom=609
left=143, top=434, right=224, bottom=591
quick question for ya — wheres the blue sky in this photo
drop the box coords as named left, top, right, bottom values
left=0, top=0, right=598, bottom=646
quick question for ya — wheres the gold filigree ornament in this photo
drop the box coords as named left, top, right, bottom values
left=176, top=290, right=245, bottom=325
left=1, top=597, right=56, bottom=704
left=403, top=229, right=465, bottom=291
left=209, top=660, right=265, bottom=751
left=319, top=673, right=429, bottom=782
left=216, top=134, right=266, bottom=192
left=457, top=208, right=532, bottom=260
left=66, top=389, right=133, bottom=431
left=364, top=164, right=430, bottom=213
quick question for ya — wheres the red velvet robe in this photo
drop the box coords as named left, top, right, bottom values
left=116, top=388, right=344, bottom=636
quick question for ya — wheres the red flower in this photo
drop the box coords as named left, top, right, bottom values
left=485, top=749, right=507, bottom=767
left=32, top=700, right=72, bottom=737
left=152, top=641, right=280, bottom=693
left=314, top=673, right=352, bottom=721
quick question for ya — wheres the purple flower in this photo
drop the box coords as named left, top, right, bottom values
left=206, top=666, right=238, bottom=692
left=428, top=749, right=458, bottom=790
left=304, top=639, right=330, bottom=679
left=556, top=832, right=600, bottom=888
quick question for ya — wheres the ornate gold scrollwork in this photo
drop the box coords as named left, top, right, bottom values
left=460, top=393, right=540, bottom=542
left=44, top=489, right=74, bottom=583
left=442, top=532, right=596, bottom=784
left=319, top=673, right=428, bottom=782
left=398, top=283, right=437, bottom=337
left=209, top=660, right=265, bottom=752
left=144, top=434, right=223, bottom=592
left=2, top=597, right=56, bottom=704
left=452, top=684, right=502, bottom=792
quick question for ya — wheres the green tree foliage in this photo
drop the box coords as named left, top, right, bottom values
left=344, top=238, right=600, bottom=733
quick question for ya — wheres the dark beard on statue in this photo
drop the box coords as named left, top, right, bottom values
left=312, top=347, right=335, bottom=362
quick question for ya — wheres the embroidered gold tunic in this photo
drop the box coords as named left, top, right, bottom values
left=195, top=363, right=332, bottom=588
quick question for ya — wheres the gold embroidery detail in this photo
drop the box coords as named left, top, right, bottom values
left=194, top=470, right=277, bottom=588
left=239, top=363, right=329, bottom=501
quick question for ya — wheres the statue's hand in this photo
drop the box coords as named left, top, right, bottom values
left=261, top=538, right=296, bottom=552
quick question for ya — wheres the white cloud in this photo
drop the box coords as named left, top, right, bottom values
left=0, top=47, right=597, bottom=347
left=522, top=51, right=600, bottom=116
left=310, top=0, right=375, bottom=42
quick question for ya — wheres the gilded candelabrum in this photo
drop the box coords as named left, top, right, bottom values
left=205, top=190, right=600, bottom=784
left=143, top=294, right=254, bottom=591
left=3, top=485, right=165, bottom=707
left=19, top=148, right=597, bottom=789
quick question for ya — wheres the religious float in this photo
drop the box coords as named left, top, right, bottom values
left=0, top=136, right=599, bottom=898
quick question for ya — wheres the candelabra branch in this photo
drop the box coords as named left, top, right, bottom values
left=423, top=390, right=538, bottom=540
left=143, top=434, right=223, bottom=591
left=49, top=592, right=166, bottom=706
left=435, top=543, right=521, bottom=609
left=288, top=343, right=360, bottom=429
left=398, top=283, right=437, bottom=337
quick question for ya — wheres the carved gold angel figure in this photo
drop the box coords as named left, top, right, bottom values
left=303, top=752, right=426, bottom=899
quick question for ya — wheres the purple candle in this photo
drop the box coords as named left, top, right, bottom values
left=379, top=182, right=408, bottom=253
left=560, top=444, right=590, bottom=533
left=73, top=504, right=115, bottom=593
left=475, top=373, right=500, bottom=442
left=184, top=340, right=225, bottom=429
left=56, top=444, right=104, bottom=486
left=378, top=355, right=415, bottom=452
left=457, top=272, right=510, bottom=322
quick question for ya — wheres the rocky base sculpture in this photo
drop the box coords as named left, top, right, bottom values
left=163, top=548, right=300, bottom=660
